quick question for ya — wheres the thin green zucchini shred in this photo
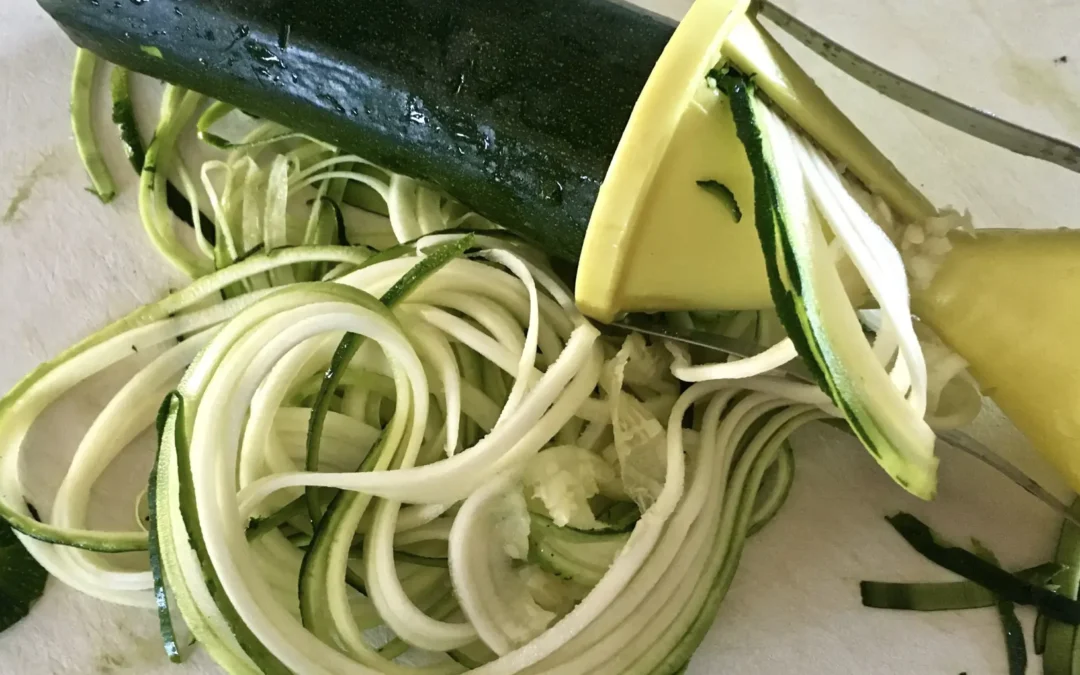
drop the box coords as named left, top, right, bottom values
left=345, top=567, right=367, bottom=595
left=195, top=101, right=237, bottom=149
left=455, top=342, right=484, bottom=448
left=71, top=49, right=116, bottom=203
left=109, top=66, right=145, bottom=173
left=747, top=443, right=795, bottom=537
left=531, top=510, right=637, bottom=537
left=1043, top=498, right=1080, bottom=674
left=886, top=512, right=1080, bottom=624
left=715, top=67, right=936, bottom=499
left=196, top=100, right=310, bottom=151
left=860, top=562, right=1062, bottom=611
left=448, top=649, right=489, bottom=669
left=291, top=527, right=452, bottom=569
left=165, top=184, right=218, bottom=246
left=972, top=540, right=1027, bottom=675
left=232, top=243, right=267, bottom=264
left=139, top=85, right=213, bottom=278
left=343, top=178, right=391, bottom=216
left=713, top=69, right=828, bottom=391
left=302, top=235, right=474, bottom=523
left=596, top=501, right=641, bottom=532
left=109, top=65, right=218, bottom=245
left=245, top=496, right=305, bottom=542
left=149, top=392, right=184, bottom=662
left=0, top=510, right=146, bottom=552
left=696, top=179, right=742, bottom=222
left=348, top=543, right=449, bottom=569
left=1034, top=612, right=1048, bottom=655
left=527, top=513, right=629, bottom=585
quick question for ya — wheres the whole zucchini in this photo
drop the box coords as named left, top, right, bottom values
left=39, top=0, right=676, bottom=260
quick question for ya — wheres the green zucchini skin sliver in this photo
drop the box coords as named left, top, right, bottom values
left=108, top=65, right=218, bottom=245
left=39, top=0, right=677, bottom=261
left=697, top=179, right=743, bottom=223
left=860, top=562, right=1062, bottom=611
left=148, top=393, right=184, bottom=663
left=1034, top=611, right=1048, bottom=655
left=886, top=512, right=1080, bottom=625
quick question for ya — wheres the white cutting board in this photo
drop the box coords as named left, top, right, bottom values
left=2, top=0, right=1080, bottom=673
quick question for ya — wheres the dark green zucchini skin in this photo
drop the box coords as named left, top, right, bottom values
left=40, top=0, right=676, bottom=260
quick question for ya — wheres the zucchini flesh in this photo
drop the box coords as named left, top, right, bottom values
left=39, top=0, right=677, bottom=261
